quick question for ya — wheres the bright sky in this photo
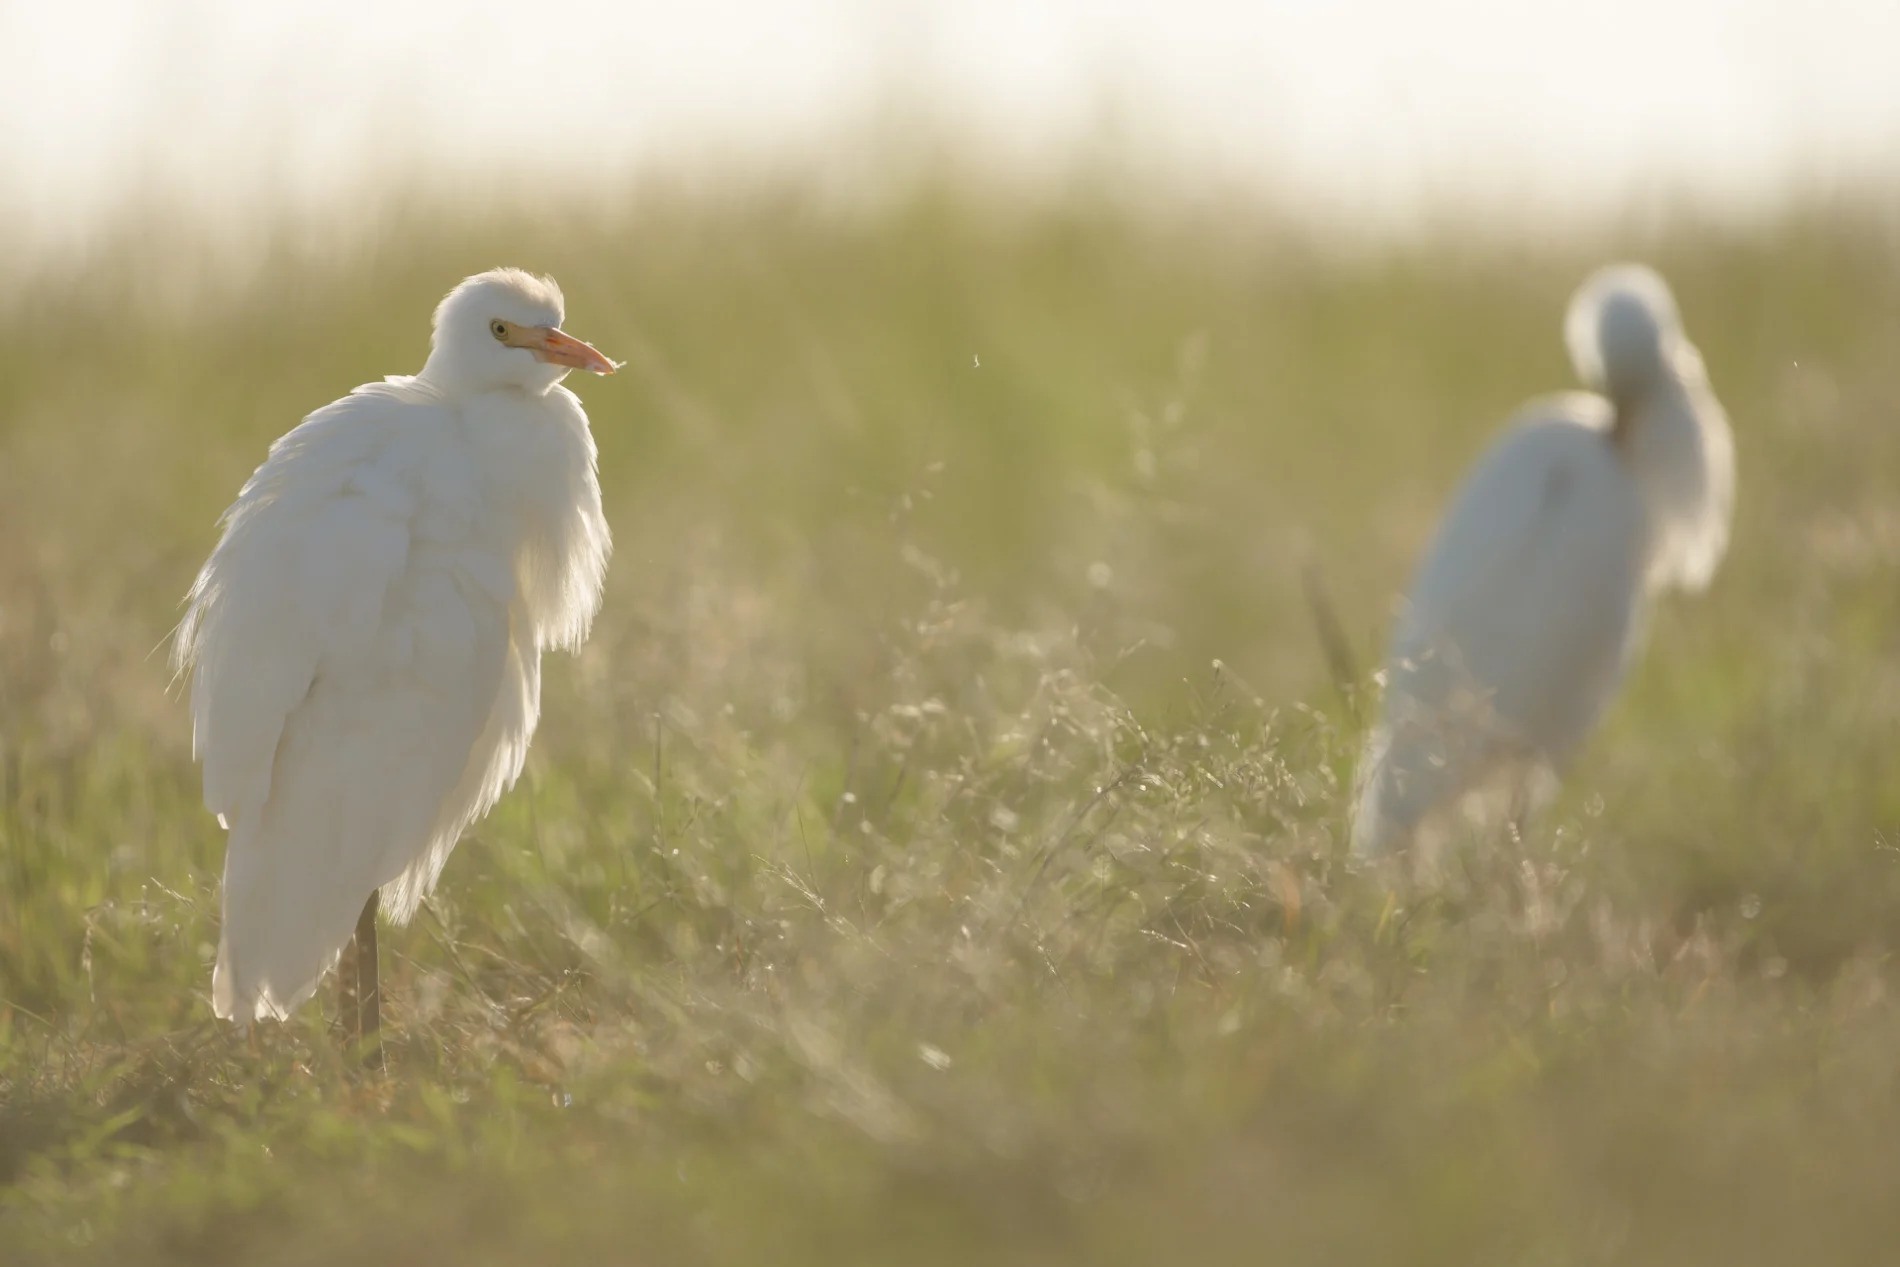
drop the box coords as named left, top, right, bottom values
left=4, top=0, right=1898, bottom=247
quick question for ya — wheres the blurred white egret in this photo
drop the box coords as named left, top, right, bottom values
left=1352, top=264, right=1735, bottom=859
left=173, top=269, right=617, bottom=1054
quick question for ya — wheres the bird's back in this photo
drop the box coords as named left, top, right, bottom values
left=176, top=378, right=607, bottom=1020
left=1354, top=398, right=1648, bottom=856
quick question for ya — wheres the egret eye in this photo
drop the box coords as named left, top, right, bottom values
left=490, top=320, right=509, bottom=340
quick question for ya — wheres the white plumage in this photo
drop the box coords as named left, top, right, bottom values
left=1352, top=264, right=1735, bottom=858
left=174, top=268, right=615, bottom=1022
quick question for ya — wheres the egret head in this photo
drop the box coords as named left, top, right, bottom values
left=1564, top=263, right=1685, bottom=410
left=420, top=268, right=619, bottom=394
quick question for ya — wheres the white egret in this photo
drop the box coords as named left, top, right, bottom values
left=173, top=268, right=617, bottom=1056
left=1352, top=264, right=1735, bottom=859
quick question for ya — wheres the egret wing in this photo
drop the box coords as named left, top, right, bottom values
left=176, top=385, right=426, bottom=829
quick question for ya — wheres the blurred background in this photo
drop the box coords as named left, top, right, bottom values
left=7, top=0, right=1900, bottom=258
left=5, top=4, right=1900, bottom=1264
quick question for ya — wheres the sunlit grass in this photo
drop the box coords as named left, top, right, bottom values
left=2, top=175, right=1900, bottom=1264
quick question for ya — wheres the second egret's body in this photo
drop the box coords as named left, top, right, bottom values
left=1353, top=265, right=1735, bottom=858
left=174, top=269, right=617, bottom=1039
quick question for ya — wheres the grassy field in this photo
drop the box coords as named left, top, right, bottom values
left=2, top=175, right=1900, bottom=1264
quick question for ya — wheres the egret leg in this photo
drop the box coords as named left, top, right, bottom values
left=338, top=891, right=385, bottom=1071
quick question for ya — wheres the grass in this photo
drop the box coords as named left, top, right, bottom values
left=2, top=172, right=1900, bottom=1264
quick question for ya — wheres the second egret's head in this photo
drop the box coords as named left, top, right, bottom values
left=421, top=268, right=619, bottom=395
left=1564, top=263, right=1686, bottom=409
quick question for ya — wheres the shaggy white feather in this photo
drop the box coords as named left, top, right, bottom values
left=1565, top=265, right=1736, bottom=593
left=1353, top=264, right=1734, bottom=859
left=174, top=269, right=612, bottom=1021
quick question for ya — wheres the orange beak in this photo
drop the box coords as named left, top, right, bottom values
left=520, top=326, right=620, bottom=375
